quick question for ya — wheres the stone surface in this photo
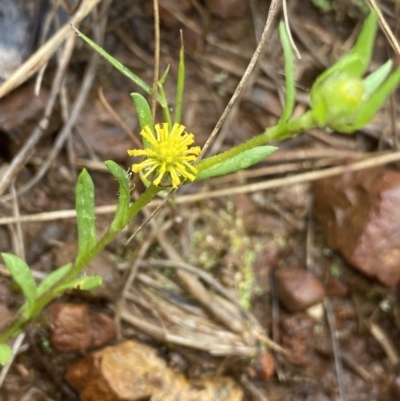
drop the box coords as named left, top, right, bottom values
left=281, top=315, right=316, bottom=366
left=65, top=340, right=243, bottom=401
left=256, top=352, right=275, bottom=381
left=48, top=303, right=115, bottom=352
left=88, top=312, right=116, bottom=349
left=313, top=168, right=400, bottom=286
left=325, top=277, right=348, bottom=297
left=275, top=268, right=325, bottom=312
left=48, top=303, right=91, bottom=352
left=0, top=0, right=41, bottom=81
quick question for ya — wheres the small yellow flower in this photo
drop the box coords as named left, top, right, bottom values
left=127, top=123, right=201, bottom=188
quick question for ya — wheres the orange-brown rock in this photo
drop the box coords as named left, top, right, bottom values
left=48, top=303, right=115, bottom=352
left=313, top=168, right=400, bottom=286
left=256, top=352, right=275, bottom=381
left=65, top=340, right=243, bottom=401
left=275, top=268, right=325, bottom=312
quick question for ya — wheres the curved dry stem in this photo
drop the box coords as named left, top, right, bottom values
left=198, top=0, right=281, bottom=161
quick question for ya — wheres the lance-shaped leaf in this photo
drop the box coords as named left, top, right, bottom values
left=279, top=22, right=295, bottom=126
left=2, top=253, right=37, bottom=314
left=55, top=276, right=103, bottom=294
left=175, top=42, right=185, bottom=124
left=36, top=264, right=73, bottom=297
left=346, top=11, right=378, bottom=77
left=75, top=169, right=97, bottom=264
left=131, top=93, right=154, bottom=149
left=311, top=12, right=378, bottom=109
left=363, top=59, right=393, bottom=97
left=320, top=12, right=378, bottom=82
left=72, top=26, right=155, bottom=97
left=105, top=160, right=130, bottom=232
left=196, top=146, right=277, bottom=181
left=0, top=344, right=12, bottom=366
left=353, top=67, right=400, bottom=129
left=157, top=66, right=172, bottom=126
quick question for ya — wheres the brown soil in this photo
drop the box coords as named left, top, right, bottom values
left=1, top=1, right=400, bottom=400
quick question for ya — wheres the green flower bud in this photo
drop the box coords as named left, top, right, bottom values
left=311, top=73, right=366, bottom=130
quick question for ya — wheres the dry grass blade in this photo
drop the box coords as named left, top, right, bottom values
left=0, top=0, right=112, bottom=199
left=365, top=0, right=400, bottom=56
left=367, top=321, right=400, bottom=366
left=0, top=0, right=102, bottom=98
left=2, top=150, right=400, bottom=225
left=198, top=0, right=281, bottom=160
left=0, top=333, right=25, bottom=389
left=0, top=33, right=77, bottom=197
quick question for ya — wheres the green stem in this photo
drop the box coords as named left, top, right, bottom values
left=158, top=85, right=172, bottom=127
left=197, top=111, right=316, bottom=171
left=175, top=45, right=185, bottom=124
left=0, top=185, right=160, bottom=344
left=69, top=184, right=159, bottom=277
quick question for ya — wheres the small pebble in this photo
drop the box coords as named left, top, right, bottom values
left=275, top=268, right=325, bottom=312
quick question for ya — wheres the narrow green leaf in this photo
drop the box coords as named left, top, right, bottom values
left=75, top=169, right=97, bottom=264
left=159, top=65, right=170, bottom=85
left=72, top=26, right=154, bottom=96
left=105, top=160, right=130, bottom=231
left=131, top=92, right=154, bottom=148
left=55, top=276, right=103, bottom=294
left=36, top=264, right=73, bottom=297
left=157, top=66, right=172, bottom=126
left=279, top=22, right=295, bottom=125
left=196, top=146, right=277, bottom=181
left=363, top=60, right=393, bottom=97
left=0, top=344, right=12, bottom=366
left=348, top=12, right=378, bottom=76
left=354, top=67, right=400, bottom=128
left=311, top=12, right=378, bottom=105
left=158, top=83, right=172, bottom=127
left=324, top=12, right=378, bottom=79
left=175, top=43, right=185, bottom=124
left=2, top=253, right=37, bottom=311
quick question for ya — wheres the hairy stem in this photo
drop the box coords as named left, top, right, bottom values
left=197, top=111, right=316, bottom=172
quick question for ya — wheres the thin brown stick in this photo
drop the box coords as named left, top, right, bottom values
left=0, top=333, right=25, bottom=389
left=282, top=0, right=301, bottom=59
left=0, top=0, right=102, bottom=98
left=156, top=230, right=248, bottom=334
left=324, top=298, right=346, bottom=401
left=365, top=0, right=400, bottom=56
left=0, top=32, right=76, bottom=197
left=367, top=321, right=400, bottom=365
left=198, top=0, right=281, bottom=160
left=0, top=0, right=113, bottom=201
left=2, top=150, right=400, bottom=225
left=10, top=184, right=25, bottom=260
left=2, top=43, right=93, bottom=198
left=151, top=0, right=160, bottom=119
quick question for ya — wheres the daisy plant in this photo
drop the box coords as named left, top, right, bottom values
left=128, top=123, right=201, bottom=189
left=1, top=12, right=399, bottom=366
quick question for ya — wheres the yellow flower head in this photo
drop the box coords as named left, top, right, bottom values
left=127, top=123, right=201, bottom=189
